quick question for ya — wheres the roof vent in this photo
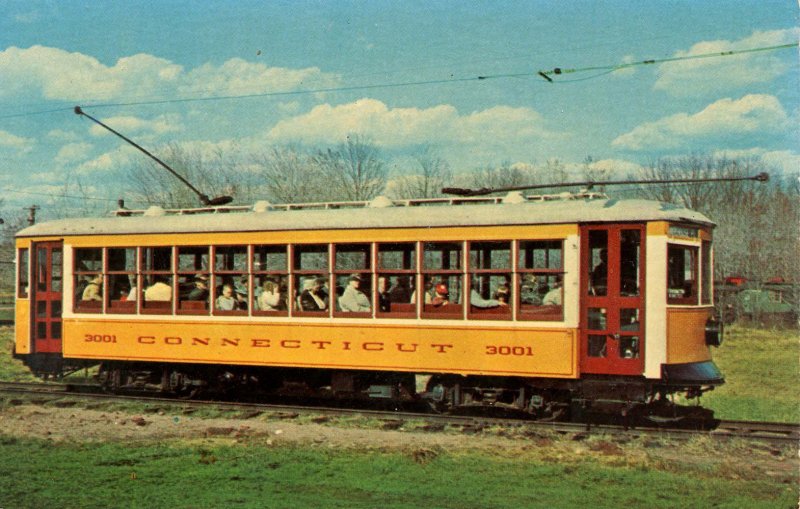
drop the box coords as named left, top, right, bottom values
left=143, top=206, right=166, bottom=217
left=253, top=200, right=271, bottom=213
left=502, top=191, right=526, bottom=204
left=368, top=195, right=394, bottom=208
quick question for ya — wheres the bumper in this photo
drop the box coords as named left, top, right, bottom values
left=661, top=361, right=724, bottom=386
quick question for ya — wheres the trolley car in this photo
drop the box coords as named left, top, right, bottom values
left=13, top=191, right=723, bottom=420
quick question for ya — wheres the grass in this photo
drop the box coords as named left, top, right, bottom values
left=702, top=326, right=800, bottom=423
left=0, top=436, right=794, bottom=509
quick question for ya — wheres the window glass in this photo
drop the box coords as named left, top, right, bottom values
left=620, top=230, right=640, bottom=297
left=701, top=240, right=712, bottom=305
left=422, top=242, right=463, bottom=316
left=377, top=243, right=416, bottom=317
left=253, top=245, right=289, bottom=314
left=293, top=245, right=329, bottom=314
left=588, top=231, right=608, bottom=296
left=177, top=247, right=210, bottom=314
left=469, top=242, right=511, bottom=318
left=74, top=248, right=102, bottom=312
left=141, top=247, right=173, bottom=312
left=334, top=244, right=371, bottom=314
left=667, top=244, right=698, bottom=304
left=18, top=248, right=29, bottom=298
left=517, top=240, right=564, bottom=321
left=210, top=246, right=246, bottom=314
left=107, top=248, right=137, bottom=313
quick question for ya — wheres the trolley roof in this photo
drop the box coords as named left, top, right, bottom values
left=16, top=194, right=713, bottom=238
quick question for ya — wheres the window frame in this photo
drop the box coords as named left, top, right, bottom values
left=292, top=244, right=331, bottom=317
left=467, top=240, right=512, bottom=321
left=106, top=247, right=137, bottom=314
left=516, top=239, right=564, bottom=321
left=421, top=241, right=464, bottom=319
left=73, top=247, right=104, bottom=313
left=667, top=243, right=699, bottom=305
left=375, top=242, right=418, bottom=319
left=252, top=244, right=289, bottom=317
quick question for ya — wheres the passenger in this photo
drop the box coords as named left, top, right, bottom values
left=377, top=277, right=391, bottom=312
left=258, top=278, right=282, bottom=311
left=339, top=274, right=371, bottom=312
left=81, top=275, right=103, bottom=301
left=300, top=277, right=327, bottom=311
left=494, top=285, right=510, bottom=305
left=590, top=249, right=608, bottom=295
left=144, top=277, right=172, bottom=301
left=542, top=278, right=563, bottom=306
left=187, top=276, right=209, bottom=301
left=389, top=276, right=412, bottom=303
left=127, top=284, right=138, bottom=302
left=431, top=283, right=450, bottom=307
left=215, top=284, right=238, bottom=311
left=470, top=279, right=506, bottom=309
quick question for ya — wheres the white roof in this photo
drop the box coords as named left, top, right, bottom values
left=16, top=197, right=713, bottom=238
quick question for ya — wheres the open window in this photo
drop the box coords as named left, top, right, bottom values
left=518, top=240, right=563, bottom=321
left=333, top=243, right=372, bottom=317
left=107, top=247, right=137, bottom=314
left=252, top=245, right=289, bottom=316
left=74, top=248, right=103, bottom=313
left=293, top=244, right=330, bottom=316
left=468, top=241, right=511, bottom=320
left=177, top=246, right=211, bottom=314
left=211, top=246, right=246, bottom=315
left=376, top=242, right=416, bottom=318
left=421, top=242, right=463, bottom=318
left=141, top=247, right=173, bottom=314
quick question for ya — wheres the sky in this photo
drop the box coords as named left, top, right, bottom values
left=0, top=0, right=797, bottom=218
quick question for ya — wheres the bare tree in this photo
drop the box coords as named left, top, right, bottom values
left=252, top=144, right=332, bottom=203
left=388, top=145, right=452, bottom=199
left=125, top=143, right=243, bottom=208
left=313, top=134, right=387, bottom=201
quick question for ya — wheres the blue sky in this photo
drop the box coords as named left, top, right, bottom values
left=0, top=0, right=797, bottom=216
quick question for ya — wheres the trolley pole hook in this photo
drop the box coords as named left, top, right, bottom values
left=74, top=106, right=234, bottom=207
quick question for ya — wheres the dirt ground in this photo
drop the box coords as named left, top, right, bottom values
left=0, top=400, right=797, bottom=485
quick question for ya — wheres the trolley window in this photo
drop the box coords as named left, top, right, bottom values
left=172, top=246, right=209, bottom=315
left=333, top=243, right=372, bottom=316
left=252, top=245, right=289, bottom=315
left=517, top=240, right=563, bottom=321
left=468, top=241, right=511, bottom=320
left=421, top=242, right=463, bottom=318
left=293, top=244, right=329, bottom=315
left=701, top=241, right=712, bottom=305
left=141, top=247, right=173, bottom=314
left=668, top=244, right=698, bottom=305
left=107, top=248, right=137, bottom=314
left=17, top=248, right=29, bottom=298
left=211, top=246, right=246, bottom=315
left=74, top=248, right=103, bottom=313
left=376, top=242, right=416, bottom=318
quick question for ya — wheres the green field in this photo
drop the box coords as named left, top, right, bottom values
left=0, top=435, right=795, bottom=509
left=0, top=325, right=797, bottom=508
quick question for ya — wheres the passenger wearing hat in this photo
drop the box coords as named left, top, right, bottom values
left=81, top=275, right=103, bottom=301
left=187, top=276, right=209, bottom=301
left=339, top=274, right=371, bottom=312
left=431, top=283, right=450, bottom=307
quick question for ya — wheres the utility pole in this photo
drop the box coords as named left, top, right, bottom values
left=26, top=205, right=39, bottom=226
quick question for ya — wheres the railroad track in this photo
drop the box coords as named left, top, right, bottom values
left=0, top=381, right=797, bottom=446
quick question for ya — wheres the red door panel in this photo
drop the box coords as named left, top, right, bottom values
left=32, top=242, right=63, bottom=353
left=580, top=225, right=645, bottom=376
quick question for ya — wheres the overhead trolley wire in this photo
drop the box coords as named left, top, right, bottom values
left=0, top=42, right=795, bottom=120
left=536, top=42, right=797, bottom=82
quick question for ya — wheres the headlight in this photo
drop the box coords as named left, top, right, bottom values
left=705, top=317, right=723, bottom=347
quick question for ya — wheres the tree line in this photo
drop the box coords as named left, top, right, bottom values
left=1, top=139, right=797, bottom=290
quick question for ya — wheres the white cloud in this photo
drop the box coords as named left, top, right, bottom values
left=87, top=114, right=183, bottom=138
left=655, top=28, right=800, bottom=96
left=0, top=45, right=339, bottom=102
left=612, top=94, right=789, bottom=151
left=0, top=130, right=34, bottom=153
left=55, top=142, right=94, bottom=165
left=265, top=99, right=562, bottom=153
left=711, top=148, right=800, bottom=176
